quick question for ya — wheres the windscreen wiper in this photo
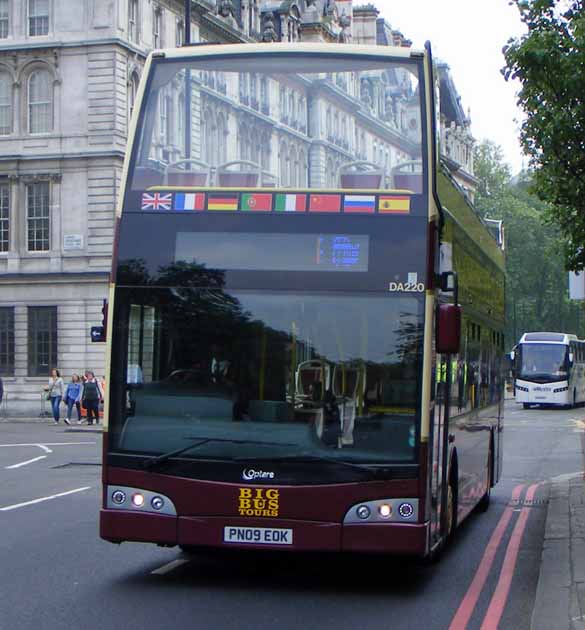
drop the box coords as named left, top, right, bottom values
left=233, top=453, right=393, bottom=479
left=143, top=436, right=297, bottom=471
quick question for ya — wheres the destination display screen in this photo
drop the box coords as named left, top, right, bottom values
left=175, top=232, right=369, bottom=272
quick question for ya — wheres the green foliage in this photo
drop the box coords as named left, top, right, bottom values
left=503, top=0, right=585, bottom=270
left=474, top=140, right=583, bottom=345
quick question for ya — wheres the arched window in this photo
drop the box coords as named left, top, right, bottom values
left=298, top=149, right=307, bottom=187
left=216, top=113, right=227, bottom=164
left=128, top=72, right=139, bottom=125
left=279, top=142, right=288, bottom=187
left=202, top=109, right=215, bottom=165
left=289, top=146, right=297, bottom=187
left=326, top=157, right=335, bottom=187
left=28, top=69, right=52, bottom=134
left=0, top=73, right=12, bottom=135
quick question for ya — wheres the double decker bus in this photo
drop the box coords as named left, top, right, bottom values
left=100, top=43, right=505, bottom=559
left=513, top=332, right=585, bottom=409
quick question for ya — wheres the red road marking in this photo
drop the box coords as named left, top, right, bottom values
left=448, top=484, right=526, bottom=630
left=480, top=482, right=541, bottom=630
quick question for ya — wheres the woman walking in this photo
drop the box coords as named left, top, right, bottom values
left=82, top=371, right=103, bottom=426
left=47, top=368, right=64, bottom=424
left=64, top=374, right=83, bottom=425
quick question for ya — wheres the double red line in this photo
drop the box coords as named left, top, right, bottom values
left=449, top=482, right=541, bottom=630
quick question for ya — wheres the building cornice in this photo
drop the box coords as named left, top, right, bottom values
left=0, top=38, right=150, bottom=58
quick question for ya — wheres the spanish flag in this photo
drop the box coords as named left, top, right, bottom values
left=207, top=193, right=239, bottom=211
left=378, top=195, right=411, bottom=214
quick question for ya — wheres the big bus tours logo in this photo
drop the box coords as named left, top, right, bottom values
left=238, top=488, right=280, bottom=517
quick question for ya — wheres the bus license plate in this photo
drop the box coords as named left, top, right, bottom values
left=223, top=526, right=293, bottom=545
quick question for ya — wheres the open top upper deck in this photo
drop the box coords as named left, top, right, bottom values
left=121, top=43, right=429, bottom=218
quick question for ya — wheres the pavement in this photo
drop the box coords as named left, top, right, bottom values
left=531, top=469, right=585, bottom=630
left=0, top=415, right=103, bottom=433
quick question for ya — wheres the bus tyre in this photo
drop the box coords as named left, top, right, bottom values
left=446, top=473, right=457, bottom=541
left=478, top=448, right=492, bottom=513
left=523, top=403, right=531, bottom=410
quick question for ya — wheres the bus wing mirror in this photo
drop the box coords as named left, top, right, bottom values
left=569, top=353, right=574, bottom=365
left=436, top=303, right=461, bottom=354
left=510, top=350, right=515, bottom=362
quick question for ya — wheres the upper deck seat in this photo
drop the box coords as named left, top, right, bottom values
left=217, top=160, right=262, bottom=188
left=338, top=161, right=385, bottom=189
left=164, top=159, right=211, bottom=187
left=392, top=160, right=423, bottom=193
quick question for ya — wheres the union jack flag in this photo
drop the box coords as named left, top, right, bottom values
left=141, top=192, right=173, bottom=211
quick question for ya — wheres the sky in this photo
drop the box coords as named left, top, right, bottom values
left=378, top=0, right=527, bottom=174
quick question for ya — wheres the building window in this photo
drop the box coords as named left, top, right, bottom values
left=26, top=181, right=50, bottom=252
left=176, top=20, right=183, bottom=47
left=128, top=72, right=139, bottom=125
left=28, top=69, right=52, bottom=134
left=128, top=0, right=138, bottom=43
left=0, top=307, right=14, bottom=376
left=0, top=0, right=9, bottom=38
left=0, top=183, right=8, bottom=252
left=153, top=6, right=162, bottom=48
left=28, top=306, right=57, bottom=377
left=28, top=0, right=49, bottom=36
left=0, top=73, right=11, bottom=134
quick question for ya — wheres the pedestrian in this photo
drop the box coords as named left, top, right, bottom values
left=82, top=370, right=103, bottom=426
left=64, top=373, right=83, bottom=425
left=47, top=368, right=64, bottom=424
left=0, top=375, right=3, bottom=405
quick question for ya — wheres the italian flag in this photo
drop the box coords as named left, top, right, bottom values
left=274, top=193, right=306, bottom=212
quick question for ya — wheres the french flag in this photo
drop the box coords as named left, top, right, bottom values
left=174, top=193, right=205, bottom=211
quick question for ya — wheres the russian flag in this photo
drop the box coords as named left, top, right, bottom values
left=343, top=195, right=376, bottom=214
left=174, top=193, right=205, bottom=211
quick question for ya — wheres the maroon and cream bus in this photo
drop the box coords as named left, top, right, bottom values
left=100, top=43, right=505, bottom=559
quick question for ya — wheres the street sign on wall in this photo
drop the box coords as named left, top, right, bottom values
left=569, top=271, right=585, bottom=300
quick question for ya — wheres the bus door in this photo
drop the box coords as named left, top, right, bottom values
left=430, top=353, right=449, bottom=544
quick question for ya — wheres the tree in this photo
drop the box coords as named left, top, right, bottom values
left=503, top=0, right=585, bottom=270
left=474, top=140, right=584, bottom=343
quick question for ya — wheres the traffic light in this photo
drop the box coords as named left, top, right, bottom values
left=90, top=300, right=108, bottom=343
left=101, top=299, right=108, bottom=336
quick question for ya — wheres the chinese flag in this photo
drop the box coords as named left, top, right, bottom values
left=309, top=194, right=342, bottom=213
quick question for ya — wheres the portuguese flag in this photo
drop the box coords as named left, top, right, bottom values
left=274, top=193, right=306, bottom=212
left=207, top=193, right=239, bottom=211
left=241, top=193, right=273, bottom=212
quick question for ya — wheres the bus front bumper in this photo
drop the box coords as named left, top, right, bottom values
left=100, top=509, right=429, bottom=556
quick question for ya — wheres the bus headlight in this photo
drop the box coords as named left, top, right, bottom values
left=398, top=502, right=414, bottom=519
left=378, top=504, right=392, bottom=518
left=356, top=505, right=371, bottom=520
left=106, top=486, right=177, bottom=515
left=111, top=490, right=126, bottom=505
left=131, top=493, right=145, bottom=507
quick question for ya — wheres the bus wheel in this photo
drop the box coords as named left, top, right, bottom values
left=478, top=447, right=492, bottom=513
left=522, top=403, right=531, bottom=410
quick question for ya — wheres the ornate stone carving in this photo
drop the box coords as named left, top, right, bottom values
left=217, top=0, right=234, bottom=19
left=261, top=12, right=278, bottom=42
left=338, top=13, right=351, bottom=43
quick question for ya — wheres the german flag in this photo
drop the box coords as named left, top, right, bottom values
left=378, top=195, right=411, bottom=214
left=207, top=193, right=239, bottom=211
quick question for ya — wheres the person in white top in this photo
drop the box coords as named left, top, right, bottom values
left=47, top=368, right=65, bottom=424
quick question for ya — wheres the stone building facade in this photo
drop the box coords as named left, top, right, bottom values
left=0, top=0, right=475, bottom=415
